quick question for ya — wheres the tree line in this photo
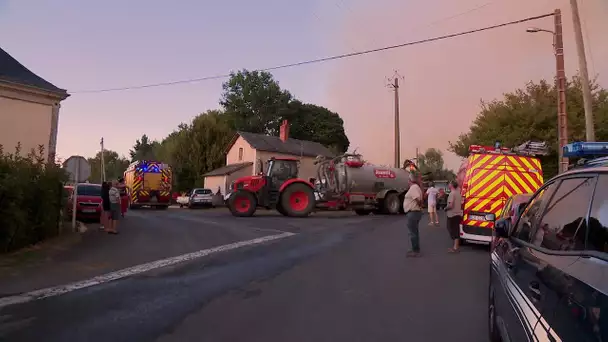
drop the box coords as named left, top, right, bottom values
left=450, top=76, right=608, bottom=179
left=86, top=70, right=351, bottom=191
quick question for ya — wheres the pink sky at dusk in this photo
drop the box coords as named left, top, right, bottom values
left=1, top=0, right=606, bottom=172
left=325, top=0, right=608, bottom=170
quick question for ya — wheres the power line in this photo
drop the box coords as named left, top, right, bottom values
left=73, top=12, right=555, bottom=94
left=322, top=0, right=502, bottom=65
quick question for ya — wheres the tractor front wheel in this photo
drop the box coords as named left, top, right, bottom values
left=228, top=190, right=257, bottom=217
left=280, top=184, right=315, bottom=217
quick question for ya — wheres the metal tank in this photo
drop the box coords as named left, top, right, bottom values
left=315, top=154, right=411, bottom=199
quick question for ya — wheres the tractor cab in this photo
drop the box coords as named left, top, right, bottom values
left=265, top=157, right=299, bottom=185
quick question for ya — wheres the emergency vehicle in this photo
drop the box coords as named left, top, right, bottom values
left=124, top=160, right=173, bottom=209
left=456, top=141, right=548, bottom=244
left=564, top=141, right=608, bottom=168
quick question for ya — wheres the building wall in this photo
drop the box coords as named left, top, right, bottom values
left=226, top=136, right=255, bottom=165
left=0, top=95, right=52, bottom=157
left=204, top=175, right=226, bottom=196
left=255, top=151, right=318, bottom=181
left=204, top=165, right=253, bottom=195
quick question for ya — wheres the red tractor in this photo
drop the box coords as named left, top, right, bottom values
left=226, top=157, right=316, bottom=217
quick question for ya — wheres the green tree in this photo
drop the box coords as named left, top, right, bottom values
left=220, top=69, right=292, bottom=135
left=129, top=134, right=160, bottom=161
left=87, top=150, right=130, bottom=183
left=220, top=69, right=351, bottom=153
left=416, top=148, right=455, bottom=181
left=283, top=100, right=350, bottom=153
left=417, top=148, right=444, bottom=174
left=449, top=77, right=608, bottom=179
left=170, top=110, right=234, bottom=190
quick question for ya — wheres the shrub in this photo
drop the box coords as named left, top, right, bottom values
left=0, top=144, right=68, bottom=253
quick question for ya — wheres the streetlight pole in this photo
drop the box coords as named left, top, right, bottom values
left=526, top=9, right=569, bottom=173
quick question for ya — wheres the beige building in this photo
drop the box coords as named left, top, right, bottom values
left=203, top=120, right=334, bottom=195
left=0, top=47, right=69, bottom=162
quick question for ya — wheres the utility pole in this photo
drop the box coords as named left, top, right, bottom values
left=415, top=147, right=419, bottom=168
left=569, top=0, right=595, bottom=142
left=100, top=137, right=107, bottom=182
left=554, top=9, right=569, bottom=174
left=387, top=71, right=403, bottom=168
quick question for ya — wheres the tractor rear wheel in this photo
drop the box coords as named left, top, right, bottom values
left=276, top=202, right=288, bottom=216
left=228, top=190, right=257, bottom=217
left=383, top=192, right=401, bottom=215
left=280, top=184, right=315, bottom=217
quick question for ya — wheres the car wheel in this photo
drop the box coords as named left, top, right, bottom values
left=489, top=276, right=502, bottom=341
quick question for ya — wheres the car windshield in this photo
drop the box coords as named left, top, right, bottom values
left=194, top=189, right=212, bottom=195
left=76, top=185, right=102, bottom=196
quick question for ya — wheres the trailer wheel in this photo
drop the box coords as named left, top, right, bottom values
left=281, top=184, right=315, bottom=217
left=228, top=190, right=257, bottom=217
left=383, top=192, right=401, bottom=214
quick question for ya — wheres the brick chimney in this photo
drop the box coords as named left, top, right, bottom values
left=279, top=120, right=289, bottom=142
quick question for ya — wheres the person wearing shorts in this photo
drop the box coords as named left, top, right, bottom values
left=426, top=182, right=439, bottom=226
left=107, top=180, right=121, bottom=234
left=445, top=181, right=463, bottom=253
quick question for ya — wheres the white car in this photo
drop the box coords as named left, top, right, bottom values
left=180, top=188, right=215, bottom=208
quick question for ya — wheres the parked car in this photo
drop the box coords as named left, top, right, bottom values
left=489, top=165, right=608, bottom=341
left=65, top=183, right=103, bottom=221
left=177, top=188, right=215, bottom=208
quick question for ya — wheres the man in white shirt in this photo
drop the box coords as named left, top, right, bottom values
left=403, top=173, right=423, bottom=257
left=426, top=182, right=439, bottom=226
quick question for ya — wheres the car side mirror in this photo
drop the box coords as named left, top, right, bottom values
left=494, top=218, right=511, bottom=238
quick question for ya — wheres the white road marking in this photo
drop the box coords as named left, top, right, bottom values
left=0, top=232, right=295, bottom=310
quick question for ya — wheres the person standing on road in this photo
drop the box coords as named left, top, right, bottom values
left=117, top=177, right=128, bottom=218
left=445, top=181, right=463, bottom=253
left=107, top=180, right=121, bottom=235
left=101, top=181, right=111, bottom=231
left=403, top=173, right=423, bottom=257
left=426, top=182, right=439, bottom=226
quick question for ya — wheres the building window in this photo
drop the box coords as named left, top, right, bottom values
left=238, top=148, right=243, bottom=161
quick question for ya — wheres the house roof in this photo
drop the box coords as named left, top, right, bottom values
left=0, top=47, right=68, bottom=95
left=231, top=131, right=334, bottom=158
left=203, top=162, right=253, bottom=177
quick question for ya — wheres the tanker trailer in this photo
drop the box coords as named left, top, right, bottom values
left=314, top=154, right=416, bottom=215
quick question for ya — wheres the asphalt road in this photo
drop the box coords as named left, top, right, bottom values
left=0, top=208, right=490, bottom=342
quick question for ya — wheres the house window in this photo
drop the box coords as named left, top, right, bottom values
left=238, top=148, right=243, bottom=161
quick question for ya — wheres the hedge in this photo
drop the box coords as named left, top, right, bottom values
left=0, top=144, right=67, bottom=253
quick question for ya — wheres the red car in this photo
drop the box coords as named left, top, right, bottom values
left=65, top=183, right=103, bottom=221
